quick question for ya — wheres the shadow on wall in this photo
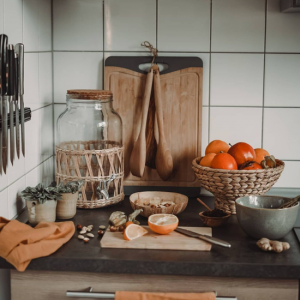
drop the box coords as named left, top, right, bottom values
left=0, top=269, right=11, bottom=300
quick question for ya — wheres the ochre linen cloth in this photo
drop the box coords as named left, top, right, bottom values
left=0, top=217, right=75, bottom=272
left=115, top=292, right=216, bottom=300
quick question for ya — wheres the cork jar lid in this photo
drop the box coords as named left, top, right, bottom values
left=67, top=89, right=113, bottom=100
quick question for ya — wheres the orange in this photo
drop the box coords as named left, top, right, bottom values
left=228, top=142, right=256, bottom=166
left=211, top=153, right=238, bottom=170
left=123, top=224, right=148, bottom=241
left=199, top=153, right=216, bottom=168
left=148, top=214, right=178, bottom=235
left=205, top=140, right=229, bottom=155
left=254, top=148, right=270, bottom=164
left=125, top=221, right=134, bottom=228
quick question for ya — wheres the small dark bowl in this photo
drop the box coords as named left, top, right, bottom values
left=199, top=211, right=231, bottom=227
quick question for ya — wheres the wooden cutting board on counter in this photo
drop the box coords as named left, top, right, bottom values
left=101, top=226, right=212, bottom=251
left=105, top=56, right=203, bottom=187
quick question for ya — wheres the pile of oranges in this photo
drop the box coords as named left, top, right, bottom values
left=200, top=140, right=275, bottom=170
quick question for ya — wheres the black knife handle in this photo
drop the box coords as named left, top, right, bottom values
left=0, top=34, right=8, bottom=96
left=7, top=45, right=15, bottom=96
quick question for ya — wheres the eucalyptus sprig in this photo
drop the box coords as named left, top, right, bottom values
left=21, top=183, right=62, bottom=204
left=52, top=181, right=84, bottom=194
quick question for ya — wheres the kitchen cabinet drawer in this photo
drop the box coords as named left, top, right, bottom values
left=11, top=270, right=298, bottom=300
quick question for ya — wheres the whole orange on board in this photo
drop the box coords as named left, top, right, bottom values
left=211, top=153, right=238, bottom=170
left=205, top=140, right=229, bottom=155
left=254, top=148, right=270, bottom=164
left=199, top=153, right=216, bottom=168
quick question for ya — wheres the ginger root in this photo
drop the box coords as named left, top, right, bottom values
left=257, top=238, right=290, bottom=253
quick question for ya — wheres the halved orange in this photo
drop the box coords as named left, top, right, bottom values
left=123, top=224, right=148, bottom=241
left=148, top=214, right=179, bottom=235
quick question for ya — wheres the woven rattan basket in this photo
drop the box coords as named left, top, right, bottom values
left=192, top=157, right=285, bottom=214
left=56, top=140, right=124, bottom=209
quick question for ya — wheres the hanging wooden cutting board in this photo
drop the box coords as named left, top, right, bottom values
left=101, top=226, right=212, bottom=251
left=105, top=56, right=203, bottom=187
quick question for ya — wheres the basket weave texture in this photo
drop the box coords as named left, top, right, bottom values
left=192, top=157, right=285, bottom=214
left=56, top=140, right=124, bottom=209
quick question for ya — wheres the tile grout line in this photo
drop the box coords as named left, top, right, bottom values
left=156, top=0, right=158, bottom=48
left=51, top=0, right=55, bottom=180
left=102, top=0, right=105, bottom=88
left=0, top=155, right=55, bottom=193
left=207, top=0, right=212, bottom=144
left=261, top=0, right=268, bottom=148
left=50, top=50, right=300, bottom=55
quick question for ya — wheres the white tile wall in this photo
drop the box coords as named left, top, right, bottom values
left=264, top=54, right=300, bottom=107
left=0, top=0, right=3, bottom=34
left=23, top=0, right=52, bottom=52
left=54, top=52, right=103, bottom=101
left=4, top=0, right=23, bottom=45
left=210, top=107, right=263, bottom=148
left=54, top=0, right=103, bottom=51
left=0, top=0, right=54, bottom=224
left=266, top=0, right=300, bottom=53
left=210, top=54, right=264, bottom=106
left=104, top=0, right=156, bottom=51
left=0, top=189, right=8, bottom=219
left=274, top=161, right=300, bottom=188
left=263, top=108, right=300, bottom=160
left=8, top=176, right=25, bottom=219
left=211, top=0, right=265, bottom=52
left=158, top=0, right=210, bottom=52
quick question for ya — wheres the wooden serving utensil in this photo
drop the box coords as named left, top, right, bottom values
left=153, top=65, right=173, bottom=181
left=129, top=67, right=154, bottom=177
left=197, top=198, right=212, bottom=211
left=279, top=195, right=300, bottom=209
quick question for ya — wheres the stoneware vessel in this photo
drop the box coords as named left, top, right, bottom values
left=26, top=200, right=57, bottom=226
left=56, top=192, right=78, bottom=219
left=236, top=195, right=299, bottom=239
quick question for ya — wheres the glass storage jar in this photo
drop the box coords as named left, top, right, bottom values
left=56, top=90, right=124, bottom=209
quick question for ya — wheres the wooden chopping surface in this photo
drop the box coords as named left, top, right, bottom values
left=100, top=226, right=212, bottom=251
left=105, top=65, right=203, bottom=187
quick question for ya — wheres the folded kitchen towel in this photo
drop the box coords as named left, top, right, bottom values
left=115, top=292, right=216, bottom=300
left=0, top=217, right=75, bottom=272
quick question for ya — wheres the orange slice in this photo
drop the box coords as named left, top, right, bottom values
left=123, top=224, right=148, bottom=241
left=148, top=214, right=179, bottom=235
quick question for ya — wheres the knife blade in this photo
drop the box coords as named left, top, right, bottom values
left=1, top=35, right=8, bottom=173
left=175, top=228, right=231, bottom=248
left=7, top=44, right=15, bottom=165
left=15, top=44, right=24, bottom=157
left=0, top=36, right=4, bottom=174
left=14, top=52, right=20, bottom=159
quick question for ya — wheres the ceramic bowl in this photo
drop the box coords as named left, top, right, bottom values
left=199, top=211, right=231, bottom=227
left=236, top=195, right=299, bottom=239
left=129, top=191, right=188, bottom=217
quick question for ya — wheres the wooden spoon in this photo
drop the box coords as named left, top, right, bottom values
left=129, top=67, right=154, bottom=177
left=153, top=65, right=173, bottom=180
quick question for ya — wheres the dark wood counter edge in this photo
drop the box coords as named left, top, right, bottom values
left=1, top=196, right=300, bottom=280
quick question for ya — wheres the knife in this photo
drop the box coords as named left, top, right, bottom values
left=1, top=35, right=8, bottom=173
left=7, top=44, right=15, bottom=165
left=175, top=228, right=231, bottom=248
left=14, top=52, right=20, bottom=159
left=15, top=44, right=24, bottom=157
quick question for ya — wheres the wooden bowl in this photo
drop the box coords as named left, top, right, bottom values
left=199, top=211, right=231, bottom=227
left=129, top=191, right=188, bottom=218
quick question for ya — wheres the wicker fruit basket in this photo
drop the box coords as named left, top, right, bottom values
left=192, top=157, right=285, bottom=214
